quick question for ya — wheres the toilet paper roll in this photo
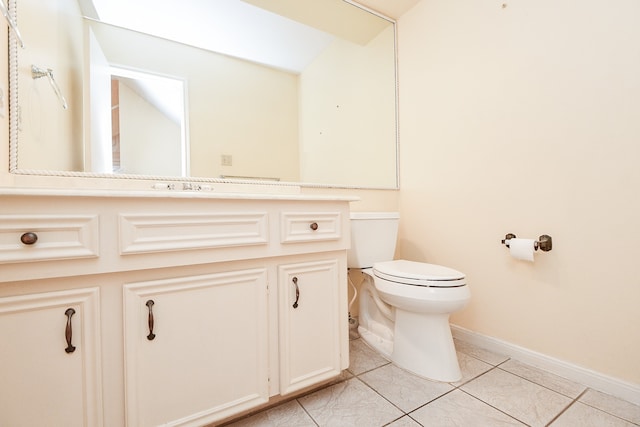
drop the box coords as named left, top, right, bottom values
left=509, top=238, right=536, bottom=262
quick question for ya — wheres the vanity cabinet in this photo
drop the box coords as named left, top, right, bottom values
left=123, top=266, right=270, bottom=427
left=0, top=287, right=103, bottom=427
left=0, top=190, right=352, bottom=427
left=278, top=258, right=342, bottom=395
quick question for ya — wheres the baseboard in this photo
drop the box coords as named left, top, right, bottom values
left=451, top=324, right=640, bottom=406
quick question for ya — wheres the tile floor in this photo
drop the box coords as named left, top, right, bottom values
left=225, top=337, right=640, bottom=427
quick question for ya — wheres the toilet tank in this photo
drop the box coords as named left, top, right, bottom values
left=347, top=212, right=400, bottom=268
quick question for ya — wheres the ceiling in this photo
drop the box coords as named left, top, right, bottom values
left=352, top=0, right=421, bottom=19
left=83, top=0, right=418, bottom=73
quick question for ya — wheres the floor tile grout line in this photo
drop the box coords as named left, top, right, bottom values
left=355, top=353, right=528, bottom=426
left=544, top=388, right=589, bottom=426
left=381, top=413, right=424, bottom=427
left=569, top=390, right=640, bottom=426
left=494, top=363, right=589, bottom=401
left=460, top=363, right=581, bottom=427
left=406, top=388, right=457, bottom=419
left=466, top=346, right=639, bottom=420
left=458, top=364, right=617, bottom=427
left=346, top=360, right=392, bottom=377
left=354, top=350, right=518, bottom=424
left=403, top=386, right=461, bottom=420
left=352, top=356, right=516, bottom=426
left=488, top=359, right=511, bottom=367
left=294, top=397, right=321, bottom=427
left=295, top=372, right=415, bottom=427
left=457, top=387, right=531, bottom=426
left=353, top=370, right=461, bottom=424
left=352, top=375, right=412, bottom=416
left=453, top=339, right=511, bottom=366
left=448, top=357, right=509, bottom=388
left=288, top=370, right=364, bottom=426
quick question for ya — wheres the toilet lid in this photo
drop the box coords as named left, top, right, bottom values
left=373, top=260, right=466, bottom=287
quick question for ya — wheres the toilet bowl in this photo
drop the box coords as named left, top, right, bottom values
left=348, top=213, right=471, bottom=382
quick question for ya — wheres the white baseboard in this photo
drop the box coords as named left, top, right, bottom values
left=451, top=324, right=640, bottom=406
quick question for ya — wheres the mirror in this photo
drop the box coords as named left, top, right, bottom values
left=9, top=0, right=398, bottom=188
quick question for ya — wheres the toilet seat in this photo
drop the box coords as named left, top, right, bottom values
left=373, top=260, right=466, bottom=288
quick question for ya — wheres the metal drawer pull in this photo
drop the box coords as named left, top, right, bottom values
left=146, top=300, right=156, bottom=340
left=292, top=277, right=300, bottom=309
left=64, top=308, right=76, bottom=353
left=20, top=232, right=38, bottom=245
left=309, top=222, right=318, bottom=231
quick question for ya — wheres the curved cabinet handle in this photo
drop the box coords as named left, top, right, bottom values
left=20, top=231, right=38, bottom=245
left=292, top=277, right=300, bottom=309
left=64, top=308, right=76, bottom=353
left=146, top=300, right=156, bottom=340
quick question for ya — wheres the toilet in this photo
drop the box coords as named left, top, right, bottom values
left=348, top=212, right=470, bottom=382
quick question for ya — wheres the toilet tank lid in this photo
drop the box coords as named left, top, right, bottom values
left=373, top=260, right=465, bottom=282
left=350, top=212, right=400, bottom=220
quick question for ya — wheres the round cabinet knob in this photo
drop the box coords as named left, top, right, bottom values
left=20, top=232, right=38, bottom=245
left=309, top=222, right=319, bottom=231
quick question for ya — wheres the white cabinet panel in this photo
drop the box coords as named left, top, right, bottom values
left=0, top=288, right=103, bottom=427
left=0, top=214, right=99, bottom=263
left=119, top=212, right=268, bottom=254
left=278, top=259, right=342, bottom=395
left=123, top=268, right=270, bottom=427
left=280, top=211, right=342, bottom=243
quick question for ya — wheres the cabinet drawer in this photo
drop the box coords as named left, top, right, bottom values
left=280, top=212, right=342, bottom=244
left=119, top=212, right=269, bottom=254
left=0, top=215, right=99, bottom=263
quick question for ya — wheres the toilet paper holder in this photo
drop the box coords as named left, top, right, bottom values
left=501, top=233, right=552, bottom=252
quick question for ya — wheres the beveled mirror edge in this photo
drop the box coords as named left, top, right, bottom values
left=8, top=0, right=18, bottom=174
left=7, top=0, right=400, bottom=191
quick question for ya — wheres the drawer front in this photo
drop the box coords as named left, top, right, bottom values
left=0, top=215, right=100, bottom=263
left=119, top=212, right=269, bottom=255
left=280, top=212, right=342, bottom=244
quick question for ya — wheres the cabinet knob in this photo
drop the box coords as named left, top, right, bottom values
left=20, top=232, right=38, bottom=245
left=309, top=222, right=318, bottom=231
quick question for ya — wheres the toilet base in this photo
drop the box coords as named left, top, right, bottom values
left=358, top=325, right=392, bottom=359
left=392, top=310, right=461, bottom=382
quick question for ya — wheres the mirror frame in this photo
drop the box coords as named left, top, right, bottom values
left=8, top=0, right=400, bottom=190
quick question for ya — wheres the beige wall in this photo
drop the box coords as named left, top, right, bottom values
left=397, top=0, right=640, bottom=384
left=299, top=25, right=397, bottom=187
left=16, top=0, right=84, bottom=171
left=301, top=187, right=399, bottom=212
left=118, top=83, right=182, bottom=176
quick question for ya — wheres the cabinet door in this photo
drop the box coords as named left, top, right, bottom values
left=0, top=288, right=103, bottom=427
left=278, top=259, right=342, bottom=395
left=123, top=268, right=269, bottom=427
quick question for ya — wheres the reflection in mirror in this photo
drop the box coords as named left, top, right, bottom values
left=108, top=68, right=187, bottom=176
left=10, top=0, right=398, bottom=188
left=11, top=0, right=84, bottom=172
